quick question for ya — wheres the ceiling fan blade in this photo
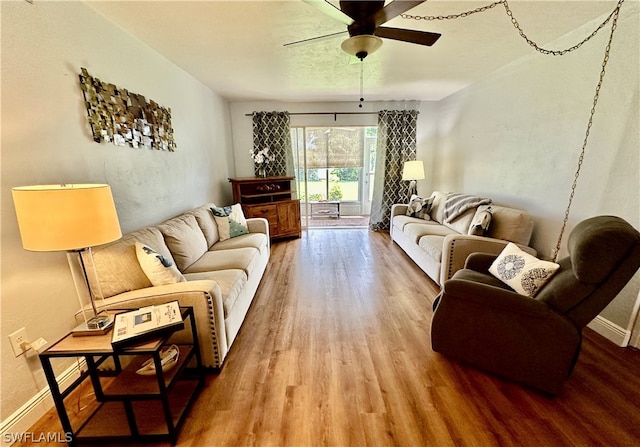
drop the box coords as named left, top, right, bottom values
left=304, top=0, right=354, bottom=25
left=374, top=27, right=441, bottom=46
left=371, top=0, right=426, bottom=27
left=283, top=30, right=348, bottom=47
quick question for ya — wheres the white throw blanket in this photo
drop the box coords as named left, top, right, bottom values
left=443, top=193, right=492, bottom=223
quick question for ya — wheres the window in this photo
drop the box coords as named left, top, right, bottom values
left=291, top=126, right=377, bottom=224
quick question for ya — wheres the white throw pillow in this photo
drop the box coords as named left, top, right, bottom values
left=489, top=243, right=559, bottom=297
left=135, top=242, right=185, bottom=286
left=211, top=204, right=249, bottom=241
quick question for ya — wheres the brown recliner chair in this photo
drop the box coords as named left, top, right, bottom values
left=431, top=215, right=640, bottom=395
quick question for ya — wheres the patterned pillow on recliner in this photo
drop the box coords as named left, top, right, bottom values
left=489, top=243, right=559, bottom=297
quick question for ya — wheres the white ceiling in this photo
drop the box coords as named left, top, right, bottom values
left=87, top=1, right=620, bottom=102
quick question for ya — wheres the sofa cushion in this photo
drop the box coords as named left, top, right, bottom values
left=489, top=243, right=560, bottom=297
left=211, top=204, right=249, bottom=241
left=183, top=269, right=247, bottom=319
left=158, top=214, right=209, bottom=271
left=135, top=242, right=185, bottom=286
left=404, top=222, right=457, bottom=244
left=88, top=227, right=173, bottom=299
left=211, top=232, right=269, bottom=255
left=418, top=235, right=445, bottom=262
left=443, top=208, right=477, bottom=235
left=184, top=247, right=258, bottom=277
left=188, top=204, right=219, bottom=248
left=483, top=205, right=533, bottom=245
left=393, top=215, right=437, bottom=233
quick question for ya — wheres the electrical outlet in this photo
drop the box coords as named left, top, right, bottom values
left=9, top=328, right=29, bottom=357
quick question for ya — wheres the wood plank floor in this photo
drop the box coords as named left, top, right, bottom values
left=18, top=229, right=640, bottom=446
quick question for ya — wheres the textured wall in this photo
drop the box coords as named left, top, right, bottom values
left=1, top=1, right=233, bottom=420
left=431, top=4, right=639, bottom=329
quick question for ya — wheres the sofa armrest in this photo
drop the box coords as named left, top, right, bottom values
left=77, top=280, right=227, bottom=368
left=440, top=234, right=537, bottom=286
left=441, top=278, right=549, bottom=317
left=390, top=204, right=409, bottom=237
left=391, top=204, right=408, bottom=217
left=247, top=217, right=269, bottom=238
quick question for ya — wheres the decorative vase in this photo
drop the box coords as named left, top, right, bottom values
left=258, top=166, right=266, bottom=178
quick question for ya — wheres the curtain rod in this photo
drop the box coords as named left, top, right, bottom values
left=245, top=111, right=419, bottom=121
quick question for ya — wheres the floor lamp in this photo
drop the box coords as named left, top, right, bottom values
left=401, top=160, right=425, bottom=203
left=12, top=184, right=122, bottom=335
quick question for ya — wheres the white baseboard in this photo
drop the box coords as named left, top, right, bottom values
left=587, top=315, right=630, bottom=347
left=0, top=360, right=84, bottom=446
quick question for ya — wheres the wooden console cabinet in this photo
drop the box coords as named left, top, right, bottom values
left=229, top=176, right=301, bottom=239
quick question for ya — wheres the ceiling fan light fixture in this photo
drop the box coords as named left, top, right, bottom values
left=341, top=35, right=383, bottom=59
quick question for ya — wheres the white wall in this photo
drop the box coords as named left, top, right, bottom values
left=1, top=1, right=233, bottom=422
left=228, top=4, right=640, bottom=338
left=430, top=4, right=639, bottom=330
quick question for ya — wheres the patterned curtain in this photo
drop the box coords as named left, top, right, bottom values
left=369, top=110, right=419, bottom=231
left=252, top=111, right=294, bottom=177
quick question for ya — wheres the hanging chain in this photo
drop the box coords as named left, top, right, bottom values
left=401, top=1, right=504, bottom=21
left=402, top=0, right=621, bottom=56
left=551, top=0, right=623, bottom=262
left=502, top=0, right=623, bottom=56
left=402, top=0, right=625, bottom=260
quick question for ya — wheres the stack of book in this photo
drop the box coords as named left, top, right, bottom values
left=111, top=301, right=184, bottom=349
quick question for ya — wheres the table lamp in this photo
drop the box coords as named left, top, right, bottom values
left=401, top=160, right=425, bottom=202
left=12, top=184, right=122, bottom=335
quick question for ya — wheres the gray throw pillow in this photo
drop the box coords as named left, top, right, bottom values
left=469, top=206, right=493, bottom=236
left=406, top=195, right=433, bottom=220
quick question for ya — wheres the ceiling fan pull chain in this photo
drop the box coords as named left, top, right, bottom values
left=359, top=60, right=364, bottom=108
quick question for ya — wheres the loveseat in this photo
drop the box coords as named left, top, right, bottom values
left=77, top=203, right=270, bottom=369
left=391, top=191, right=536, bottom=286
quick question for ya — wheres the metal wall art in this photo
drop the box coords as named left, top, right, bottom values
left=79, top=68, right=176, bottom=151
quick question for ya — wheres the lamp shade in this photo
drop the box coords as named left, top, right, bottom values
left=341, top=35, right=383, bottom=59
left=402, top=160, right=425, bottom=181
left=12, top=184, right=122, bottom=251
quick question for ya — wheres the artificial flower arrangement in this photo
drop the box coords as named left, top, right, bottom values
left=250, top=147, right=276, bottom=176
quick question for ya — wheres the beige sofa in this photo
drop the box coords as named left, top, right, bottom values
left=391, top=192, right=535, bottom=286
left=77, top=203, right=269, bottom=369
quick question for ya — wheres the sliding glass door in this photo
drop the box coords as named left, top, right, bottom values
left=291, top=126, right=377, bottom=228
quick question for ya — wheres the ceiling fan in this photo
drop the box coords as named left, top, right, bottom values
left=286, top=0, right=441, bottom=60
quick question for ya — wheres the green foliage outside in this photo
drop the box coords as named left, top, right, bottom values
left=329, top=185, right=343, bottom=201
left=299, top=181, right=359, bottom=202
left=332, top=167, right=359, bottom=181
